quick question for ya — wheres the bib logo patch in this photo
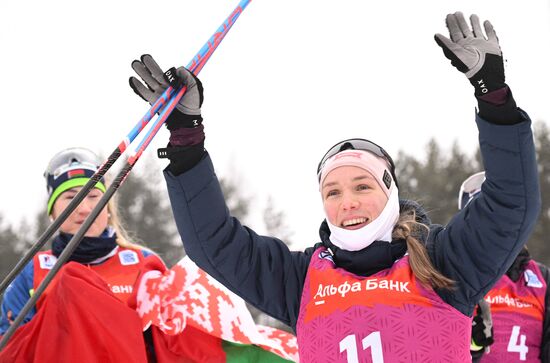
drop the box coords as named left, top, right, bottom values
left=38, top=254, right=57, bottom=270
left=524, top=269, right=543, bottom=288
left=119, top=250, right=139, bottom=266
left=318, top=250, right=334, bottom=264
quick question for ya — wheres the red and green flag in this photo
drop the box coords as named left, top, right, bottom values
left=0, top=259, right=297, bottom=362
left=136, top=256, right=298, bottom=362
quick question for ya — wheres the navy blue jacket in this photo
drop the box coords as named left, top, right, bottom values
left=164, top=112, right=540, bottom=331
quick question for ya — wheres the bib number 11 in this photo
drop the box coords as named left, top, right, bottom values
left=340, top=332, right=384, bottom=363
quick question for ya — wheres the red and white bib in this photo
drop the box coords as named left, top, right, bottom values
left=33, top=247, right=156, bottom=307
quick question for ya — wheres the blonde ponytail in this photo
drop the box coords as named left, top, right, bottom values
left=107, top=197, right=154, bottom=253
left=392, top=210, right=454, bottom=289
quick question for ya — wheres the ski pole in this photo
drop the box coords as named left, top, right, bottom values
left=0, top=0, right=252, bottom=297
left=0, top=85, right=181, bottom=352
left=0, top=0, right=253, bottom=350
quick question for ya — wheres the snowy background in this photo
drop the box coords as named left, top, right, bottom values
left=1, top=0, right=549, bottom=249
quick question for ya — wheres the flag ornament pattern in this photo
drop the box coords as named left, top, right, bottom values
left=136, top=256, right=299, bottom=362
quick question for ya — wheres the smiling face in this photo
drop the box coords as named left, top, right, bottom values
left=321, top=166, right=388, bottom=230
left=51, top=186, right=109, bottom=237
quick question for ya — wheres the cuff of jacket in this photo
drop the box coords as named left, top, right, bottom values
left=164, top=152, right=218, bottom=200
left=159, top=143, right=206, bottom=176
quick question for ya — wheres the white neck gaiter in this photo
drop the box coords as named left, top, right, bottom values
left=327, top=186, right=400, bottom=251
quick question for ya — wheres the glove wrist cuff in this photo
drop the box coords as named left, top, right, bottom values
left=165, top=109, right=203, bottom=130
left=477, top=86, right=522, bottom=125
left=468, top=54, right=506, bottom=96
left=169, top=124, right=205, bottom=147
left=158, top=143, right=206, bottom=176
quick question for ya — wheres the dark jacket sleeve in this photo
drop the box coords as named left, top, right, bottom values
left=538, top=262, right=550, bottom=363
left=164, top=154, right=316, bottom=330
left=428, top=110, right=541, bottom=316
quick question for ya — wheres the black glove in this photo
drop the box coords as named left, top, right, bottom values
left=471, top=300, right=494, bottom=355
left=435, top=12, right=504, bottom=97
left=129, top=54, right=206, bottom=175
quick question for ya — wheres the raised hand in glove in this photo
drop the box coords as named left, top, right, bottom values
left=130, top=54, right=204, bottom=130
left=435, top=12, right=504, bottom=97
left=435, top=12, right=522, bottom=125
left=129, top=54, right=206, bottom=175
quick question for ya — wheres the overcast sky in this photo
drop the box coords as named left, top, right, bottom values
left=1, top=0, right=549, bottom=249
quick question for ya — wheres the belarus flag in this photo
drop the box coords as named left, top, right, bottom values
left=134, top=256, right=299, bottom=362
left=67, top=169, right=86, bottom=178
left=0, top=258, right=298, bottom=363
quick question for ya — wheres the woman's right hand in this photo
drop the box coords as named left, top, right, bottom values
left=129, top=54, right=204, bottom=131
left=130, top=54, right=206, bottom=174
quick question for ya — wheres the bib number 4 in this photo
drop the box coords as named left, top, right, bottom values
left=340, top=332, right=384, bottom=363
left=507, top=325, right=528, bottom=361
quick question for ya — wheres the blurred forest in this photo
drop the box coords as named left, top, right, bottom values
left=395, top=121, right=550, bottom=265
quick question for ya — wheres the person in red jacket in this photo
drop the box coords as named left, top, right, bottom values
left=0, top=147, right=165, bottom=361
left=460, top=171, right=550, bottom=363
